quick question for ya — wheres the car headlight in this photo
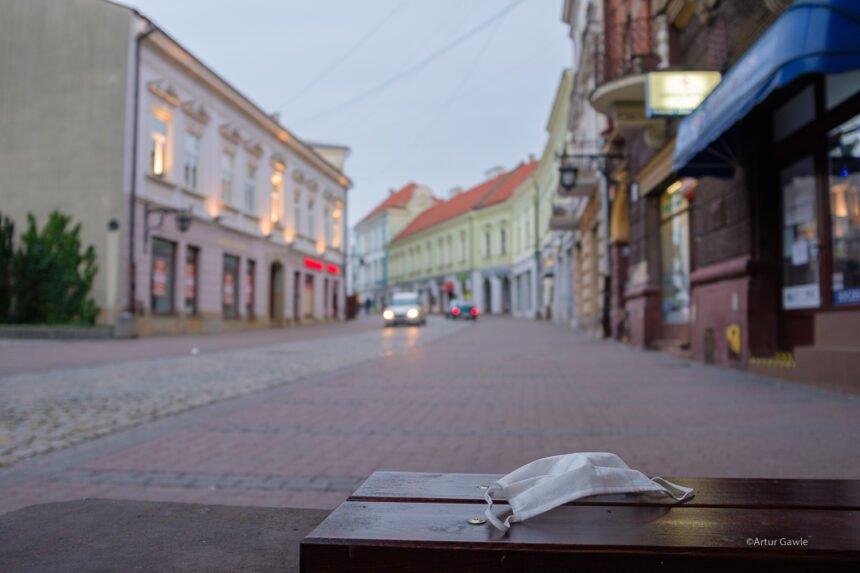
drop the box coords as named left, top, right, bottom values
left=383, top=309, right=395, bottom=320
left=406, top=308, right=419, bottom=319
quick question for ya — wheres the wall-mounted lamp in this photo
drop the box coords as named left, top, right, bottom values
left=144, top=204, right=193, bottom=252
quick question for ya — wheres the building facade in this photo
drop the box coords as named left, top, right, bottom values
left=560, top=0, right=860, bottom=390
left=388, top=161, right=537, bottom=314
left=353, top=183, right=436, bottom=312
left=0, top=0, right=351, bottom=335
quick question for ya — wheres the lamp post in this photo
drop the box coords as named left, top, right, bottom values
left=143, top=204, right=193, bottom=252
left=556, top=146, right=623, bottom=338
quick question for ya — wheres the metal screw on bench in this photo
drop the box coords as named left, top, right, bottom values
left=467, top=518, right=487, bottom=525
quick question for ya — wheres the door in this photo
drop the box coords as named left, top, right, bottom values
left=269, top=262, right=284, bottom=324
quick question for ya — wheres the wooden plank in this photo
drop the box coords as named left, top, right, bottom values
left=301, top=501, right=860, bottom=572
left=349, top=471, right=860, bottom=510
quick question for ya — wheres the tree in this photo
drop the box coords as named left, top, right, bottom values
left=0, top=212, right=12, bottom=321
left=12, top=212, right=99, bottom=324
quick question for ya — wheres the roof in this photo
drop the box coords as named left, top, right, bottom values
left=357, top=182, right=419, bottom=226
left=392, top=159, right=537, bottom=242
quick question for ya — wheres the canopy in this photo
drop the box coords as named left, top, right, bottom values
left=673, top=0, right=860, bottom=178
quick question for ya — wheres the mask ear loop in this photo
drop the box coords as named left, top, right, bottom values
left=651, top=476, right=695, bottom=502
left=483, top=485, right=511, bottom=533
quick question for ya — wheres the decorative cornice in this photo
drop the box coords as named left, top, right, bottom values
left=219, top=124, right=242, bottom=145
left=244, top=139, right=264, bottom=158
left=270, top=154, right=287, bottom=172
left=181, top=100, right=210, bottom=125
left=147, top=80, right=180, bottom=106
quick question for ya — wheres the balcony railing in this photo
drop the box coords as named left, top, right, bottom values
left=593, top=17, right=659, bottom=87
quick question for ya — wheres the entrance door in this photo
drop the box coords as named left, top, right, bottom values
left=293, top=271, right=301, bottom=322
left=778, top=154, right=820, bottom=349
left=269, top=262, right=284, bottom=324
left=483, top=279, right=492, bottom=314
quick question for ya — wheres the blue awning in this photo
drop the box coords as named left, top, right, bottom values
left=674, top=0, right=860, bottom=178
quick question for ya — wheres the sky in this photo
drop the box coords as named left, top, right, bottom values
left=123, top=0, right=572, bottom=227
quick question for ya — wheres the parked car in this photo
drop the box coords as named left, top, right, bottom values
left=446, top=299, right=478, bottom=320
left=382, top=292, right=426, bottom=327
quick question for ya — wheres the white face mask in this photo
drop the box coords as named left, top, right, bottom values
left=483, top=452, right=694, bottom=533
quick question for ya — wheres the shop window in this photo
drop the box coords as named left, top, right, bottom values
left=660, top=183, right=691, bottom=323
left=246, top=259, right=256, bottom=317
left=151, top=238, right=175, bottom=314
left=223, top=254, right=240, bottom=319
left=150, top=112, right=169, bottom=178
left=780, top=155, right=820, bottom=310
left=829, top=113, right=860, bottom=306
left=184, top=133, right=200, bottom=189
left=185, top=246, right=199, bottom=315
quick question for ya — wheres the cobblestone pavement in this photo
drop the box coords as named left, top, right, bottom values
left=1, top=316, right=858, bottom=515
left=0, top=317, right=466, bottom=468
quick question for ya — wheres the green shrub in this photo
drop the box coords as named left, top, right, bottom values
left=11, top=211, right=99, bottom=325
left=0, top=212, right=12, bottom=322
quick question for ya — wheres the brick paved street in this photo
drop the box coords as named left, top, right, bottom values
left=1, top=316, right=859, bottom=515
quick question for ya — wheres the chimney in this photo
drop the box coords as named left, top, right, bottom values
left=485, top=166, right=505, bottom=180
left=448, top=186, right=463, bottom=198
left=528, top=153, right=536, bottom=162
left=389, top=188, right=396, bottom=196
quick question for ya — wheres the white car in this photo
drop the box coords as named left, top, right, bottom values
left=382, top=292, right=426, bottom=327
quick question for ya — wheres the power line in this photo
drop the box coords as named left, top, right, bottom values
left=364, top=10, right=507, bottom=181
left=277, top=0, right=410, bottom=109
left=292, top=0, right=524, bottom=128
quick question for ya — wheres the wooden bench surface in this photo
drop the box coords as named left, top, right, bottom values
left=301, top=472, right=860, bottom=572
left=349, top=471, right=860, bottom=510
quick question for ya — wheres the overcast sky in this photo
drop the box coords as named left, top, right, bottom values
left=124, top=0, right=572, bottom=226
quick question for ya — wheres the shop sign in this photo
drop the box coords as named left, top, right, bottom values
left=152, top=258, right=168, bottom=297
left=304, top=257, right=324, bottom=271
left=646, top=71, right=722, bottom=118
left=782, top=284, right=820, bottom=310
left=326, top=264, right=340, bottom=275
left=661, top=190, right=688, bottom=220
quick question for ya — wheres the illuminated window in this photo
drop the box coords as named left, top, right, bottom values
left=151, top=238, right=175, bottom=313
left=270, top=172, right=283, bottom=224
left=222, top=254, right=240, bottom=319
left=221, top=152, right=233, bottom=204
left=150, top=113, right=168, bottom=177
left=244, top=163, right=257, bottom=213
left=183, top=133, right=200, bottom=189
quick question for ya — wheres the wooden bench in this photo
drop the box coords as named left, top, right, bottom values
left=301, top=472, right=860, bottom=572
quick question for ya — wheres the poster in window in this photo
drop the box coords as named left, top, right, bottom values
left=185, top=261, right=196, bottom=299
left=152, top=258, right=168, bottom=297
left=224, top=273, right=234, bottom=305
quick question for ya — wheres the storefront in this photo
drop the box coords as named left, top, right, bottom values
left=674, top=0, right=860, bottom=387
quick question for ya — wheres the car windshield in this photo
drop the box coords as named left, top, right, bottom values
left=391, top=294, right=418, bottom=306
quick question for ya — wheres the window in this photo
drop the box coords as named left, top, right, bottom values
left=829, top=113, right=860, bottom=306
left=150, top=113, right=169, bottom=177
left=294, top=190, right=302, bottom=234
left=485, top=231, right=492, bottom=258
left=324, top=206, right=332, bottom=245
left=151, top=238, right=175, bottom=314
left=660, top=183, right=691, bottom=323
left=221, top=152, right=234, bottom=204
left=245, top=260, right=256, bottom=318
left=307, top=198, right=315, bottom=237
left=271, top=172, right=284, bottom=224
left=460, top=231, right=467, bottom=262
left=244, top=163, right=257, bottom=213
left=184, top=133, right=200, bottom=189
left=500, top=228, right=507, bottom=255
left=781, top=156, right=820, bottom=310
left=223, top=254, right=240, bottom=319
left=185, top=246, right=199, bottom=315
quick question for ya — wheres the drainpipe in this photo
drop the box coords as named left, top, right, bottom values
left=127, top=23, right=156, bottom=316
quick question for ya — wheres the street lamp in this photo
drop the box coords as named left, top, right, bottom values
left=144, top=203, right=193, bottom=252
left=558, top=155, right=579, bottom=192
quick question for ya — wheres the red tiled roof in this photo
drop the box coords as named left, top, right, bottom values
left=392, top=159, right=536, bottom=242
left=357, top=182, right=418, bottom=225
left=476, top=159, right=538, bottom=208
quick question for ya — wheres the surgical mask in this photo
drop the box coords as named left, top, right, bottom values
left=483, top=452, right=694, bottom=533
